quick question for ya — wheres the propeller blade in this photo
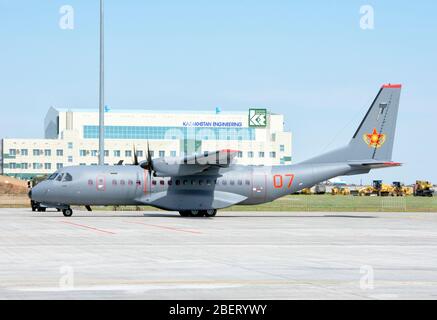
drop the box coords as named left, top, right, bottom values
left=133, top=145, right=139, bottom=165
left=140, top=140, right=154, bottom=174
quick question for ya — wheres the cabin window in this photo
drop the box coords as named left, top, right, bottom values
left=206, top=180, right=211, bottom=186
left=175, top=180, right=180, bottom=186
left=230, top=180, right=235, bottom=186
left=128, top=180, right=133, bottom=186
left=168, top=180, right=172, bottom=186
left=152, top=180, right=157, bottom=186
left=238, top=180, right=243, bottom=185
left=112, top=180, right=117, bottom=186
left=47, top=173, right=58, bottom=180
left=88, top=179, right=93, bottom=186
left=183, top=180, right=188, bottom=185
left=160, top=180, right=165, bottom=185
left=120, top=180, right=126, bottom=186
left=136, top=180, right=141, bottom=186
left=199, top=180, right=203, bottom=185
left=63, top=173, right=73, bottom=182
left=222, top=180, right=227, bottom=185
left=245, top=180, right=250, bottom=185
left=190, top=180, right=195, bottom=185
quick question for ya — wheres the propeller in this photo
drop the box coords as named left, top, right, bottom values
left=141, top=140, right=154, bottom=171
left=132, top=145, right=139, bottom=165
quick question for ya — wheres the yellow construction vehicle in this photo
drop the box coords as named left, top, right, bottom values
left=392, top=182, right=406, bottom=196
left=331, top=186, right=350, bottom=195
left=372, top=180, right=394, bottom=196
left=358, top=185, right=373, bottom=196
left=414, top=180, right=434, bottom=197
left=301, top=188, right=313, bottom=195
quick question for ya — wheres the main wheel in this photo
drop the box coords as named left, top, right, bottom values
left=204, top=209, right=217, bottom=217
left=62, top=208, right=73, bottom=217
left=179, top=211, right=190, bottom=217
left=190, top=210, right=203, bottom=217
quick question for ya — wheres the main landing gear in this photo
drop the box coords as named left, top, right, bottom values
left=179, top=209, right=217, bottom=217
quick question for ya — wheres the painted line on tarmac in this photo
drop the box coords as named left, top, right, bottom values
left=124, top=220, right=202, bottom=234
left=60, top=221, right=116, bottom=235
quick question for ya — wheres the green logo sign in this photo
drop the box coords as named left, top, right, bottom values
left=249, top=109, right=267, bottom=127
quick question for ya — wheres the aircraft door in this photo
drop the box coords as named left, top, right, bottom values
left=252, top=172, right=266, bottom=200
left=96, top=175, right=106, bottom=192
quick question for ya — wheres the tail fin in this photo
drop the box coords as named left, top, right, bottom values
left=303, top=84, right=402, bottom=164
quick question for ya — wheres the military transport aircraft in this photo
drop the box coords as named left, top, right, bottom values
left=30, top=84, right=402, bottom=217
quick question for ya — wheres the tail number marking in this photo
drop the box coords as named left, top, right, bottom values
left=273, top=174, right=294, bottom=189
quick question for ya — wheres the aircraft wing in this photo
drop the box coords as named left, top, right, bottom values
left=141, top=149, right=239, bottom=177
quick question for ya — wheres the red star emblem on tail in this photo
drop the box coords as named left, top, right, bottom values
left=363, top=128, right=386, bottom=148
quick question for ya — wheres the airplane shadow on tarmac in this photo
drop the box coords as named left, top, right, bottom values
left=29, top=210, right=377, bottom=219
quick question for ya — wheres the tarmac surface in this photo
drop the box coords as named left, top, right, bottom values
left=1, top=208, right=437, bottom=299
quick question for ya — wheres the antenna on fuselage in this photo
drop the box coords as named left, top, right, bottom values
left=98, top=0, right=105, bottom=165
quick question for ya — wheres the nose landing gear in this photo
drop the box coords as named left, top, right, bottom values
left=62, top=208, right=73, bottom=217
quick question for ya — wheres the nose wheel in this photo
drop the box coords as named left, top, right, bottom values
left=62, top=208, right=73, bottom=217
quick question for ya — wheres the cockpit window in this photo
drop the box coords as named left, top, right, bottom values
left=47, top=173, right=58, bottom=180
left=56, top=173, right=64, bottom=181
left=63, top=173, right=73, bottom=182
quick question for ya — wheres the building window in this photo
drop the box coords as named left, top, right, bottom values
left=91, top=150, right=98, bottom=157
left=259, top=152, right=265, bottom=158
left=270, top=152, right=276, bottom=158
left=248, top=151, right=254, bottom=158
left=80, top=150, right=87, bottom=157
left=44, top=149, right=51, bottom=157
left=57, top=163, right=63, bottom=169
left=137, top=150, right=143, bottom=157
left=9, top=163, right=17, bottom=169
left=159, top=150, right=165, bottom=158
left=80, top=163, right=86, bottom=166
left=9, top=149, right=17, bottom=156
left=21, top=149, right=28, bottom=156
left=68, top=142, right=73, bottom=149
left=170, top=151, right=176, bottom=157
left=280, top=144, right=285, bottom=152
left=237, top=151, right=243, bottom=158
left=104, top=150, right=109, bottom=157
left=125, top=150, right=132, bottom=157
left=44, top=163, right=52, bottom=170
left=56, top=149, right=63, bottom=156
left=113, top=150, right=121, bottom=157
left=33, top=163, right=43, bottom=170
left=21, top=163, right=28, bottom=170
left=33, top=149, right=41, bottom=156
left=68, top=156, right=73, bottom=163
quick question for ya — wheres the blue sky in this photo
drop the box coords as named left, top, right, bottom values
left=0, top=0, right=436, bottom=184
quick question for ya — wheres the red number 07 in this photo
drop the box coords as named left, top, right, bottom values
left=273, top=174, right=295, bottom=189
